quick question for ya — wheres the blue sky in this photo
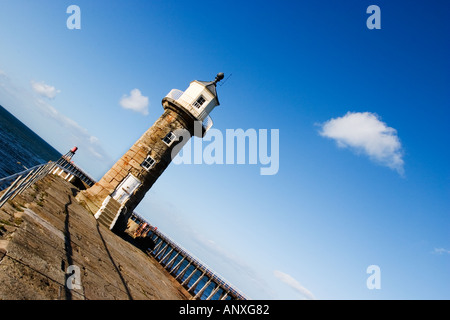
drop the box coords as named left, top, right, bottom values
left=0, top=0, right=449, bottom=299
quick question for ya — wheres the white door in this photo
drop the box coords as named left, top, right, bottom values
left=112, top=174, right=141, bottom=204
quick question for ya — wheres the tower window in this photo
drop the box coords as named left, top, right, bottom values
left=162, top=131, right=176, bottom=146
left=141, top=155, right=156, bottom=171
left=193, top=95, right=206, bottom=108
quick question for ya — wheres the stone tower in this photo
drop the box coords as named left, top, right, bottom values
left=77, top=73, right=225, bottom=231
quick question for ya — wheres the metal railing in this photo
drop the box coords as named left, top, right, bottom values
left=54, top=157, right=96, bottom=187
left=0, top=162, right=56, bottom=208
left=0, top=155, right=96, bottom=208
left=166, top=88, right=184, bottom=101
left=153, top=229, right=247, bottom=300
left=202, top=115, right=214, bottom=134
left=131, top=213, right=248, bottom=300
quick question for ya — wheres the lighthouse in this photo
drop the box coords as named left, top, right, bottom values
left=76, top=73, right=225, bottom=231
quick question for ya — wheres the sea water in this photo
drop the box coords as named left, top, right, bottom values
left=0, top=105, right=61, bottom=178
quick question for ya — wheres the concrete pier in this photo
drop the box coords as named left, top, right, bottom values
left=0, top=174, right=191, bottom=300
left=0, top=157, right=247, bottom=300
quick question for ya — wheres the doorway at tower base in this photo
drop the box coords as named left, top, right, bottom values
left=76, top=185, right=132, bottom=233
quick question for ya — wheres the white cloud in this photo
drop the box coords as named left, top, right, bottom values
left=34, top=98, right=109, bottom=161
left=319, top=111, right=404, bottom=175
left=119, top=88, right=149, bottom=115
left=432, top=248, right=450, bottom=255
left=31, top=80, right=60, bottom=99
left=0, top=70, right=113, bottom=179
left=0, top=70, right=9, bottom=88
left=273, top=270, right=316, bottom=300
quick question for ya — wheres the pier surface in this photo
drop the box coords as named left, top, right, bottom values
left=0, top=174, right=191, bottom=300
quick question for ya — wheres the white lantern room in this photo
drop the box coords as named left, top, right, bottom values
left=165, top=73, right=224, bottom=126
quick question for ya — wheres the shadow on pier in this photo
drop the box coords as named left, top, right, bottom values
left=95, top=223, right=134, bottom=300
left=62, top=187, right=135, bottom=300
